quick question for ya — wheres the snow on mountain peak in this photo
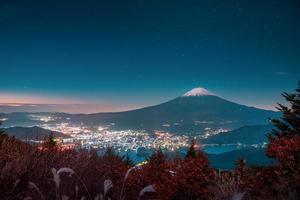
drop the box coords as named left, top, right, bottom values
left=183, top=87, right=215, bottom=97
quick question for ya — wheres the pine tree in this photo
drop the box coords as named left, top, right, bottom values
left=0, top=121, right=3, bottom=135
left=43, top=132, right=57, bottom=148
left=235, top=157, right=247, bottom=181
left=268, top=81, right=300, bottom=139
left=148, top=149, right=166, bottom=165
left=185, top=140, right=197, bottom=159
left=267, top=82, right=300, bottom=170
left=0, top=121, right=6, bottom=142
left=104, top=147, right=119, bottom=159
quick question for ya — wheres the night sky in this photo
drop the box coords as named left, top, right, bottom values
left=0, top=0, right=300, bottom=112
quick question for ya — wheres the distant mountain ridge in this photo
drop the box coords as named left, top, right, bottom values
left=208, top=148, right=273, bottom=169
left=1, top=88, right=280, bottom=135
left=4, top=126, right=70, bottom=140
left=202, top=124, right=273, bottom=144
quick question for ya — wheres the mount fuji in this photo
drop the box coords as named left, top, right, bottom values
left=183, top=87, right=215, bottom=97
left=81, top=87, right=279, bottom=133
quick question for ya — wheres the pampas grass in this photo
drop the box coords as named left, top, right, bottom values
left=51, top=167, right=92, bottom=200
left=75, top=184, right=79, bottom=199
left=124, top=167, right=135, bottom=181
left=28, top=181, right=46, bottom=200
left=120, top=166, right=136, bottom=200
left=138, top=185, right=155, bottom=200
left=57, top=168, right=75, bottom=176
left=93, top=194, right=102, bottom=200
left=51, top=168, right=61, bottom=200
left=51, top=168, right=74, bottom=200
left=103, top=179, right=113, bottom=198
left=232, top=192, right=246, bottom=200
left=61, top=195, right=69, bottom=200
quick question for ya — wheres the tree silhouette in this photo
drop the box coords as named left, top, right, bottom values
left=148, top=149, right=166, bottom=166
left=43, top=132, right=57, bottom=148
left=266, top=82, right=300, bottom=192
left=268, top=81, right=300, bottom=139
left=185, top=140, right=197, bottom=159
left=235, top=156, right=247, bottom=184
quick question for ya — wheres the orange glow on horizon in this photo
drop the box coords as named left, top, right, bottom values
left=0, top=93, right=86, bottom=104
left=0, top=93, right=139, bottom=113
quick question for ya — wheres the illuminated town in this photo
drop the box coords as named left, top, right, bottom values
left=22, top=114, right=231, bottom=153
left=36, top=119, right=190, bottom=153
left=44, top=124, right=190, bottom=152
left=2, top=114, right=267, bottom=158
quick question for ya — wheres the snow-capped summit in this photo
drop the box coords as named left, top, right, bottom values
left=183, top=87, right=215, bottom=97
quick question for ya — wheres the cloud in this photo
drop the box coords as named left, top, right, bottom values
left=273, top=71, right=288, bottom=76
left=252, top=104, right=277, bottom=111
left=0, top=92, right=141, bottom=113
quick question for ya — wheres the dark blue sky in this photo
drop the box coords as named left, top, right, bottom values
left=0, top=0, right=300, bottom=112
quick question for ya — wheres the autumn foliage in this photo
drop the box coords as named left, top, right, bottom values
left=242, top=82, right=300, bottom=199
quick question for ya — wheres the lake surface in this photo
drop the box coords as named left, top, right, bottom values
left=202, top=144, right=242, bottom=154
